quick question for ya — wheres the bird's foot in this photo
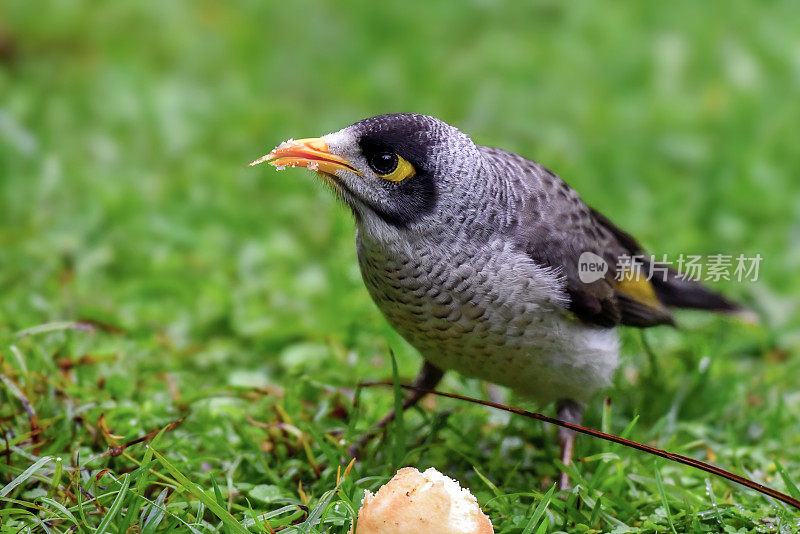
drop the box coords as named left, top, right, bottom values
left=556, top=399, right=584, bottom=491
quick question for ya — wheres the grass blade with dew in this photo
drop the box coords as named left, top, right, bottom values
left=0, top=456, right=53, bottom=497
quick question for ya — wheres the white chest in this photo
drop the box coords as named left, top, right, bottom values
left=356, top=234, right=620, bottom=404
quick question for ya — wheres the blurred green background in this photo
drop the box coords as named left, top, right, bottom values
left=2, top=0, right=799, bottom=345
left=1, top=0, right=800, bottom=531
left=3, top=0, right=799, bottom=338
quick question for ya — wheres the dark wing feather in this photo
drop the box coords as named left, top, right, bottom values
left=481, top=146, right=675, bottom=328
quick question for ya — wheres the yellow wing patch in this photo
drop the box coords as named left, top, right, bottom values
left=613, top=267, right=665, bottom=311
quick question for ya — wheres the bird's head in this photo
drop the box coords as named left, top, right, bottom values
left=251, top=113, right=485, bottom=237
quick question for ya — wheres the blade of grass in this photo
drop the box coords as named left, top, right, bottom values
left=118, top=459, right=157, bottom=533
left=588, top=495, right=602, bottom=527
left=38, top=496, right=80, bottom=526
left=212, top=475, right=234, bottom=534
left=300, top=487, right=338, bottom=534
left=299, top=466, right=351, bottom=534
left=141, top=487, right=168, bottom=534
left=705, top=478, right=724, bottom=524
left=0, top=456, right=53, bottom=497
left=151, top=449, right=250, bottom=534
left=119, top=425, right=169, bottom=534
left=389, top=349, right=406, bottom=468
left=244, top=498, right=270, bottom=533
left=774, top=459, right=800, bottom=500
left=522, top=483, right=556, bottom=534
left=241, top=505, right=306, bottom=529
left=95, top=474, right=130, bottom=534
left=654, top=463, right=678, bottom=534
left=47, top=457, right=63, bottom=499
left=74, top=464, right=90, bottom=531
left=15, top=321, right=96, bottom=337
left=472, top=466, right=509, bottom=516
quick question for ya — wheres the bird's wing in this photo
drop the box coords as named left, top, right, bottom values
left=481, top=146, right=674, bottom=328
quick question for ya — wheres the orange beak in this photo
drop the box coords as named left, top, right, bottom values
left=249, top=137, right=363, bottom=176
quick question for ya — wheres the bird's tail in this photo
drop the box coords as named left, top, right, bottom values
left=587, top=207, right=758, bottom=324
left=650, top=266, right=757, bottom=322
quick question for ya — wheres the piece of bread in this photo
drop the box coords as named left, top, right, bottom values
left=352, top=467, right=494, bottom=534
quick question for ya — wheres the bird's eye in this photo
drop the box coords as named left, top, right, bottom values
left=366, top=150, right=416, bottom=182
left=368, top=151, right=397, bottom=175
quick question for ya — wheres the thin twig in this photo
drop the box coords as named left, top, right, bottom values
left=87, top=416, right=188, bottom=462
left=360, top=382, right=800, bottom=511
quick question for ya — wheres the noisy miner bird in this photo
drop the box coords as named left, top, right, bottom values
left=250, top=113, right=744, bottom=488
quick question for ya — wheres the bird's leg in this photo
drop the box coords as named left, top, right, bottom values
left=556, top=399, right=584, bottom=491
left=349, top=360, right=444, bottom=458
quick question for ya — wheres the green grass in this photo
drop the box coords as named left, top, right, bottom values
left=1, top=0, right=800, bottom=531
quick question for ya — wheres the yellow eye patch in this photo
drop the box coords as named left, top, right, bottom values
left=379, top=154, right=416, bottom=182
left=366, top=150, right=417, bottom=182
